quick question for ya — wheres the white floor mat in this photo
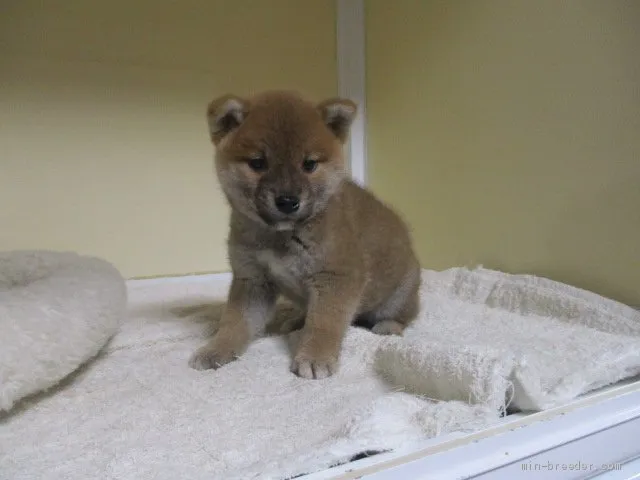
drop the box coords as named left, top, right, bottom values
left=2, top=267, right=639, bottom=480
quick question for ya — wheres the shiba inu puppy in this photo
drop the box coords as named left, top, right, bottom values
left=189, top=90, right=421, bottom=379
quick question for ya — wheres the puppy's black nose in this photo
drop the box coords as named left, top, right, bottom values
left=275, top=195, right=300, bottom=214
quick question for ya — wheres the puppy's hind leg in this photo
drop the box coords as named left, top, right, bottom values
left=370, top=268, right=420, bottom=336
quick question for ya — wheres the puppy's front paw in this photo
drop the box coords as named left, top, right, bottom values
left=189, top=323, right=250, bottom=371
left=188, top=343, right=238, bottom=371
left=291, top=341, right=339, bottom=379
left=291, top=357, right=337, bottom=379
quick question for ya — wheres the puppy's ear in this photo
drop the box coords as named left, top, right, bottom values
left=316, top=98, right=357, bottom=143
left=206, top=95, right=248, bottom=145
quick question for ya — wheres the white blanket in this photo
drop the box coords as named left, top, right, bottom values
left=2, top=267, right=639, bottom=480
left=0, top=251, right=126, bottom=412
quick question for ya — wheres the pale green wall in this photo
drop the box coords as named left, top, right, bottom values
left=366, top=0, right=640, bottom=305
left=1, top=0, right=337, bottom=278
left=3, top=0, right=638, bottom=305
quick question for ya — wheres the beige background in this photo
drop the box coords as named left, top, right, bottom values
left=2, top=1, right=638, bottom=305
left=0, top=0, right=337, bottom=277
left=366, top=0, right=639, bottom=305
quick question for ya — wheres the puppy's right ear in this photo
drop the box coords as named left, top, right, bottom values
left=206, top=95, right=248, bottom=145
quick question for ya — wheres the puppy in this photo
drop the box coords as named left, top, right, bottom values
left=189, top=90, right=421, bottom=379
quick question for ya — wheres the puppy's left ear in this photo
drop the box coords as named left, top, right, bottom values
left=206, top=94, right=248, bottom=145
left=317, top=98, right=357, bottom=143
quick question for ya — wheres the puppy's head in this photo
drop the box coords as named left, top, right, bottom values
left=206, top=90, right=356, bottom=230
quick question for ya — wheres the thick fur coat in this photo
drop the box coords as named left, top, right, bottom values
left=189, top=91, right=420, bottom=379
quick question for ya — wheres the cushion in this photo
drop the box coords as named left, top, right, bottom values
left=0, top=250, right=126, bottom=411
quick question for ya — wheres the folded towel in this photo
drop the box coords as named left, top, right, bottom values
left=385, top=267, right=640, bottom=411
left=1, top=266, right=639, bottom=480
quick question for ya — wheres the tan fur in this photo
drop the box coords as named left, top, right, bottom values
left=189, top=90, right=421, bottom=379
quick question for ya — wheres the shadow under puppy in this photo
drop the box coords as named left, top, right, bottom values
left=190, top=90, right=421, bottom=379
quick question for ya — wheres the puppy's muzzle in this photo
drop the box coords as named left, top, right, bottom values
left=274, top=195, right=300, bottom=214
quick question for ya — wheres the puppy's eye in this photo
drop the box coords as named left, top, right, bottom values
left=302, top=158, right=318, bottom=173
left=247, top=157, right=268, bottom=172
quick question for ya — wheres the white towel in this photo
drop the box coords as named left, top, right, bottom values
left=393, top=268, right=640, bottom=411
left=1, top=267, right=639, bottom=480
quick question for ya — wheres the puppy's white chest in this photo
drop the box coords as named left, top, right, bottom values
left=256, top=250, right=306, bottom=300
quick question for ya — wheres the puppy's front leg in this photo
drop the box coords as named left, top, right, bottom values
left=291, top=274, right=362, bottom=379
left=189, top=277, right=276, bottom=370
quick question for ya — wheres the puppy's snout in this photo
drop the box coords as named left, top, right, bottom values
left=274, top=195, right=300, bottom=214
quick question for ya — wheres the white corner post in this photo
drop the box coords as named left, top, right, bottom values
left=337, top=0, right=367, bottom=186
